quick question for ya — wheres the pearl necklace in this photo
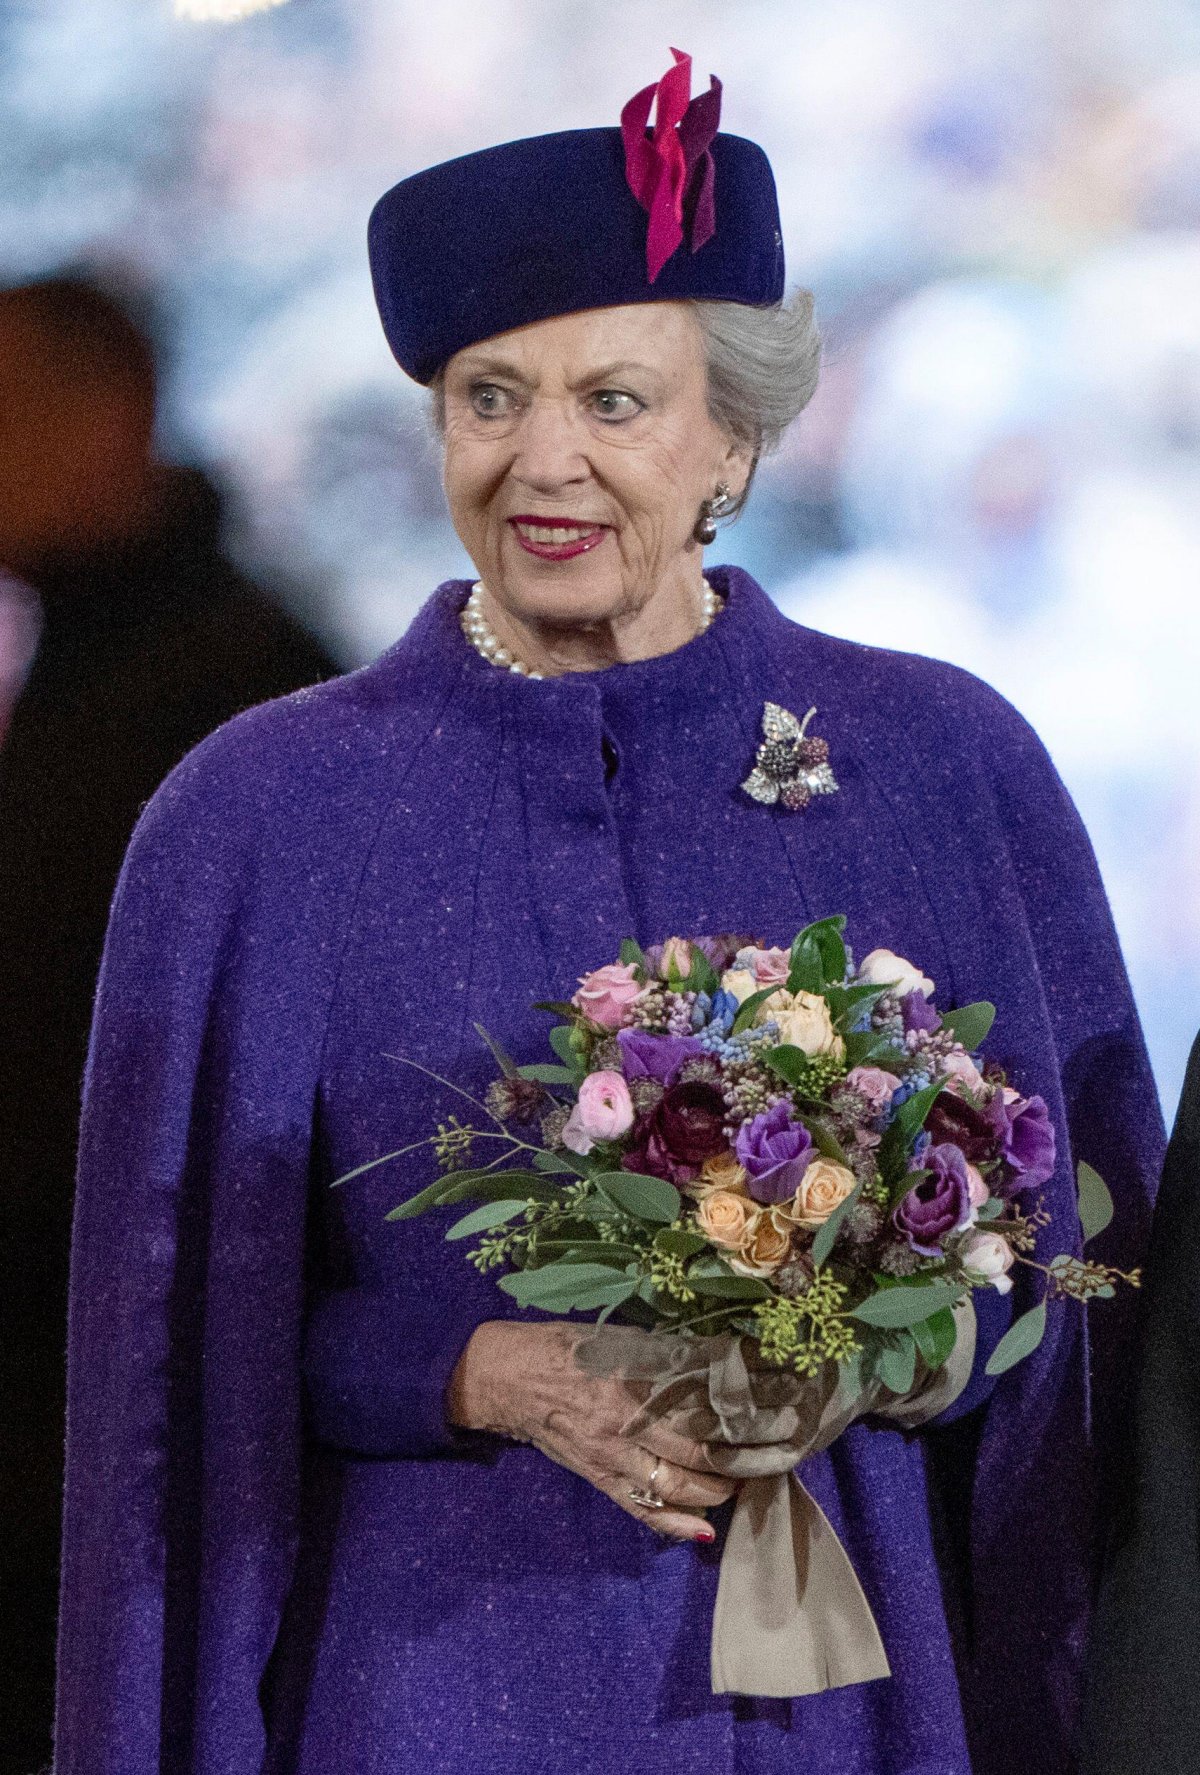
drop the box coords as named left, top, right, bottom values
left=459, top=578, right=724, bottom=678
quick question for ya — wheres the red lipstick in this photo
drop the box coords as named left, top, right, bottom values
left=508, top=515, right=609, bottom=561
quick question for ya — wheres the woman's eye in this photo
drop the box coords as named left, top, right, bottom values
left=589, top=389, right=643, bottom=422
left=469, top=383, right=513, bottom=418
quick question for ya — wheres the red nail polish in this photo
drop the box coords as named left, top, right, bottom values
left=697, top=1529, right=715, bottom=1544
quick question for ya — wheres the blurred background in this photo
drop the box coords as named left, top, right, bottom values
left=1, top=5, right=1197, bottom=1767
left=2, top=0, right=1196, bottom=1098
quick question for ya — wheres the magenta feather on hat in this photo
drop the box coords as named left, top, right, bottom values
left=621, top=48, right=723, bottom=282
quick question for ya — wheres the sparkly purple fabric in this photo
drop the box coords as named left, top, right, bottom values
left=56, top=567, right=1163, bottom=1775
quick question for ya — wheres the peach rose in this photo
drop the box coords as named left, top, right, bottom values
left=694, top=1188, right=755, bottom=1251
left=695, top=1150, right=751, bottom=1196
left=729, top=1206, right=794, bottom=1277
left=784, top=1156, right=857, bottom=1231
left=572, top=961, right=645, bottom=1030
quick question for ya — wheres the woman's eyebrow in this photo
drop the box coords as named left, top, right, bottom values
left=450, top=356, right=662, bottom=389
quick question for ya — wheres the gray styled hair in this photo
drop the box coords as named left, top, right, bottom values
left=688, top=289, right=821, bottom=519
left=428, top=288, right=821, bottom=521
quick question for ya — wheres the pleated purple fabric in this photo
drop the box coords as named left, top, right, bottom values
left=55, top=566, right=1163, bottom=1775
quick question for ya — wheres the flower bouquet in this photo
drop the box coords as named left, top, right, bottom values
left=341, top=916, right=1138, bottom=1696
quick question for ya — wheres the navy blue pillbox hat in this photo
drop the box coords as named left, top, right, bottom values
left=368, top=117, right=785, bottom=385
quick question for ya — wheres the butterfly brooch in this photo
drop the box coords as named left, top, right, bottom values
left=741, top=702, right=839, bottom=812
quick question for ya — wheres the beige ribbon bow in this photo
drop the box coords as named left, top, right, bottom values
left=574, top=1298, right=976, bottom=1698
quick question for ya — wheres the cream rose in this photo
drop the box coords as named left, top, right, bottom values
left=857, top=947, right=935, bottom=1000
left=762, top=989, right=845, bottom=1059
left=719, top=966, right=760, bottom=1008
left=694, top=1188, right=755, bottom=1250
left=783, top=1156, right=857, bottom=1231
left=728, top=1206, right=794, bottom=1277
left=961, top=1230, right=1015, bottom=1294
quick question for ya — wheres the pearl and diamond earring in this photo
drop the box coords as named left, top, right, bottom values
left=693, top=482, right=735, bottom=545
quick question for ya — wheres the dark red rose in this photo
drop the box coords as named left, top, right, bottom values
left=924, top=1090, right=997, bottom=1165
left=622, top=1080, right=728, bottom=1185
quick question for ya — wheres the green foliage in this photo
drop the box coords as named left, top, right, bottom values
left=619, top=937, right=650, bottom=976
left=549, top=1025, right=582, bottom=1069
left=533, top=1150, right=585, bottom=1175
left=685, top=945, right=721, bottom=997
left=842, top=1030, right=900, bottom=1070
left=531, top=1000, right=579, bottom=1018
left=731, top=986, right=781, bottom=1035
left=445, top=1199, right=530, bottom=1240
left=879, top=1333, right=918, bottom=1394
left=498, top=1263, right=642, bottom=1313
left=1077, top=1161, right=1114, bottom=1245
left=653, top=1225, right=709, bottom=1259
left=517, top=1062, right=575, bottom=1084
left=941, top=1002, right=996, bottom=1051
left=385, top=1167, right=560, bottom=1221
left=984, top=1299, right=1047, bottom=1376
left=894, top=1079, right=945, bottom=1141
left=593, top=1169, right=681, bottom=1224
left=850, top=1281, right=963, bottom=1328
left=762, top=1044, right=811, bottom=1086
left=811, top=1178, right=863, bottom=1268
left=787, top=917, right=847, bottom=995
left=685, top=1271, right=773, bottom=1300
left=912, top=1306, right=958, bottom=1370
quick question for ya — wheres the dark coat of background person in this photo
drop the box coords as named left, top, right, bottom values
left=1080, top=1030, right=1200, bottom=1775
left=0, top=275, right=339, bottom=1775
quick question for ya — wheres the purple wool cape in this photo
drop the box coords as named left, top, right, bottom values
left=55, top=568, right=1163, bottom=1775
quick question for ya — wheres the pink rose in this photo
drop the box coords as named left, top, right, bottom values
left=965, top=1163, right=990, bottom=1210
left=573, top=961, right=645, bottom=1030
left=942, top=1050, right=986, bottom=1096
left=961, top=1230, right=1015, bottom=1294
left=750, top=946, right=791, bottom=986
left=845, top=1065, right=900, bottom=1115
left=573, top=1071, right=634, bottom=1145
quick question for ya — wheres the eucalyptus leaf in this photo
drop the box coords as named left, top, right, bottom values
left=976, top=1196, right=1005, bottom=1222
left=879, top=1334, right=918, bottom=1395
left=498, top=1264, right=642, bottom=1312
left=1077, top=1160, right=1114, bottom=1245
left=912, top=1306, right=958, bottom=1370
left=445, top=1199, right=529, bottom=1240
left=594, top=1170, right=681, bottom=1224
left=653, top=1226, right=709, bottom=1259
left=549, top=1026, right=579, bottom=1067
left=984, top=1299, right=1047, bottom=1377
left=533, top=1150, right=585, bottom=1174
left=386, top=1168, right=561, bottom=1221
left=473, top=1022, right=520, bottom=1079
left=811, top=1178, right=862, bottom=1267
left=942, top=1001, right=996, bottom=1052
left=517, top=1063, right=575, bottom=1084
left=851, top=1282, right=962, bottom=1328
left=531, top=1241, right=640, bottom=1266
left=686, top=1271, right=773, bottom=1300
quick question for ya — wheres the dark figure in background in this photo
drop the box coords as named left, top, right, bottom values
left=1080, top=1031, right=1200, bottom=1775
left=0, top=274, right=338, bottom=1775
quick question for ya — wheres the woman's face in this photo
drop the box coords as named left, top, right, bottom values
left=440, top=302, right=750, bottom=633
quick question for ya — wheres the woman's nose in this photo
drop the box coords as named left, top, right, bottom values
left=509, top=399, right=590, bottom=491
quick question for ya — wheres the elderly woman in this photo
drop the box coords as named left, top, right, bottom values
left=56, top=54, right=1161, bottom=1775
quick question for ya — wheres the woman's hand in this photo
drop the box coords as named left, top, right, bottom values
left=447, top=1319, right=737, bottom=1543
